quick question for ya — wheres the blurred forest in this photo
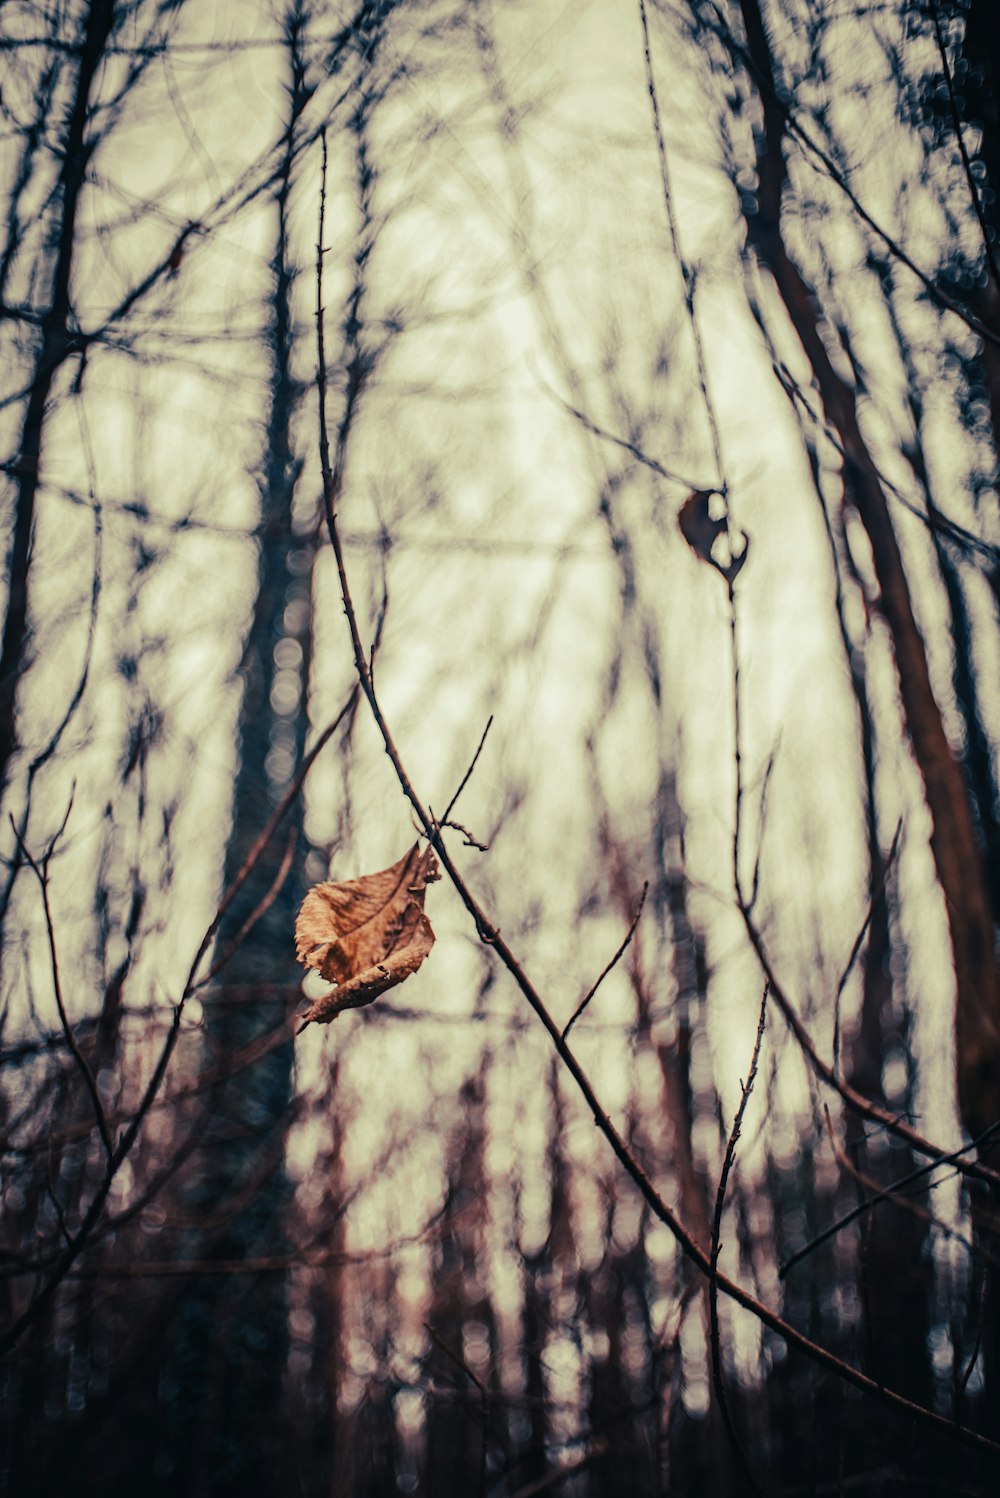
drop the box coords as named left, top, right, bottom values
left=1, top=1, right=999, bottom=1494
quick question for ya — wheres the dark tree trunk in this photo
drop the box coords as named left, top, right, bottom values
left=0, top=0, right=117, bottom=799
left=152, top=14, right=315, bottom=1493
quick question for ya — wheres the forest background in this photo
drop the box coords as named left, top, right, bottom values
left=1, top=1, right=999, bottom=1494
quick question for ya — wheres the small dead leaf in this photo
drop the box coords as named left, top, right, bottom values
left=295, top=843, right=440, bottom=1028
left=677, top=489, right=749, bottom=585
left=678, top=489, right=727, bottom=563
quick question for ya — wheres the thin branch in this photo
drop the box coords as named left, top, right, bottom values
left=729, top=579, right=745, bottom=903
left=762, top=333, right=997, bottom=568
left=721, top=352, right=999, bottom=1182
left=0, top=485, right=101, bottom=926
left=738, top=893, right=1000, bottom=1188
left=748, top=742, right=778, bottom=911
left=562, top=882, right=648, bottom=1041
left=955, top=1270, right=988, bottom=1421
left=441, top=714, right=494, bottom=826
left=439, top=818, right=490, bottom=853
left=832, top=820, right=902, bottom=1074
left=11, top=810, right=113, bottom=1161
left=193, top=823, right=298, bottom=991
left=639, top=0, right=726, bottom=486
left=709, top=983, right=767, bottom=1498
left=52, top=1217, right=451, bottom=1279
left=778, top=1110, right=1000, bottom=1281
left=536, top=371, right=711, bottom=493
left=45, top=1182, right=73, bottom=1251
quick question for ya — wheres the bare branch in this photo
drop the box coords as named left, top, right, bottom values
left=777, top=1110, right=1000, bottom=1281
left=709, top=983, right=767, bottom=1498
left=10, top=810, right=113, bottom=1161
left=562, top=882, right=648, bottom=1041
left=831, top=821, right=903, bottom=1075
left=441, top=715, right=494, bottom=827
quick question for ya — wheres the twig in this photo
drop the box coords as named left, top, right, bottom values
left=11, top=807, right=113, bottom=1161
left=0, top=484, right=101, bottom=926
left=729, top=580, right=745, bottom=903
left=764, top=334, right=997, bottom=567
left=562, top=882, right=648, bottom=1041
left=726, top=576, right=1000, bottom=1184
left=193, top=822, right=298, bottom=991
left=45, top=1182, right=73, bottom=1251
left=439, top=818, right=489, bottom=853
left=441, top=715, right=494, bottom=827
left=779, top=1110, right=999, bottom=1281
left=831, top=820, right=902, bottom=1074
left=51, top=1212, right=453, bottom=1279
left=748, top=743, right=778, bottom=911
left=955, top=1269, right=987, bottom=1421
left=709, top=983, right=767, bottom=1498
left=535, top=371, right=710, bottom=493
left=738, top=897, right=1000, bottom=1189
left=638, top=0, right=725, bottom=485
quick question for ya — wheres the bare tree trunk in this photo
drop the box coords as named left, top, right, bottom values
left=155, top=12, right=314, bottom=1491
left=737, top=0, right=1000, bottom=1141
left=0, top=0, right=117, bottom=799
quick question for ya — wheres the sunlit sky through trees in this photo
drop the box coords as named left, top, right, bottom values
left=2, top=1, right=999, bottom=1489
left=5, top=6, right=975, bottom=1090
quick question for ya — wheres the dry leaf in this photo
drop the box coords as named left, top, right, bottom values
left=677, top=489, right=749, bottom=585
left=295, top=843, right=440, bottom=1027
left=678, top=489, right=727, bottom=562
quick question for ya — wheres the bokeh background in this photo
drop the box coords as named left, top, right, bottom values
left=1, top=1, right=999, bottom=1494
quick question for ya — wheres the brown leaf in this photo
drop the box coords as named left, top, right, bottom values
left=677, top=489, right=749, bottom=585
left=677, top=489, right=727, bottom=563
left=294, top=843, right=440, bottom=1027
